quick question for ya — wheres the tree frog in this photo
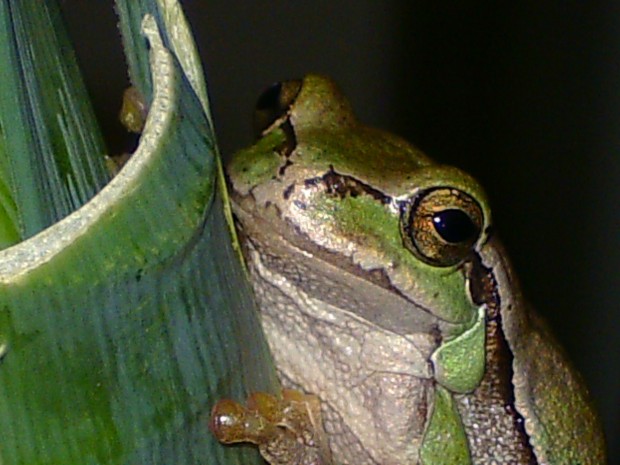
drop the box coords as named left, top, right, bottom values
left=212, top=75, right=607, bottom=465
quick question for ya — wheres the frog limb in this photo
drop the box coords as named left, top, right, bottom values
left=431, top=305, right=486, bottom=394
left=210, top=390, right=332, bottom=465
left=106, top=87, right=149, bottom=175
left=119, top=86, right=148, bottom=133
left=420, top=385, right=471, bottom=465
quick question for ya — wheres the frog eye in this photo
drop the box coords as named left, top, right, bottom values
left=253, top=79, right=302, bottom=137
left=402, top=188, right=484, bottom=267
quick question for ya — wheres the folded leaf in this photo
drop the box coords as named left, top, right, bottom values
left=0, top=4, right=276, bottom=464
left=0, top=1, right=109, bottom=247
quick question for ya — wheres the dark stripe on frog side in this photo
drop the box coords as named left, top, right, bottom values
left=303, top=166, right=392, bottom=205
left=457, top=255, right=538, bottom=465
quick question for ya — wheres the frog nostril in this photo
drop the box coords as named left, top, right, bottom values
left=253, top=79, right=302, bottom=138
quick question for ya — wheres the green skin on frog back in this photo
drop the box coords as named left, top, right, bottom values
left=225, top=75, right=607, bottom=465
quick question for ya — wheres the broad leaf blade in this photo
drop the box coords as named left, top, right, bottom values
left=0, top=3, right=276, bottom=464
left=0, top=1, right=109, bottom=246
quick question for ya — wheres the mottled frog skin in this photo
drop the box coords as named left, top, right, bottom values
left=223, top=75, right=607, bottom=465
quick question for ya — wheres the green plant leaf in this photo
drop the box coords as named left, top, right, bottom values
left=0, top=2, right=277, bottom=464
left=0, top=1, right=110, bottom=247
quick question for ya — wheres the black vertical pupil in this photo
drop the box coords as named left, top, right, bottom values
left=432, top=209, right=478, bottom=244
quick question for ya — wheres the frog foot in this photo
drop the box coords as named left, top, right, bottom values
left=106, top=87, right=149, bottom=176
left=210, top=389, right=332, bottom=465
left=119, top=86, right=148, bottom=134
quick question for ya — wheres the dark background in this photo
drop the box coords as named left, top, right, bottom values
left=61, top=1, right=619, bottom=460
